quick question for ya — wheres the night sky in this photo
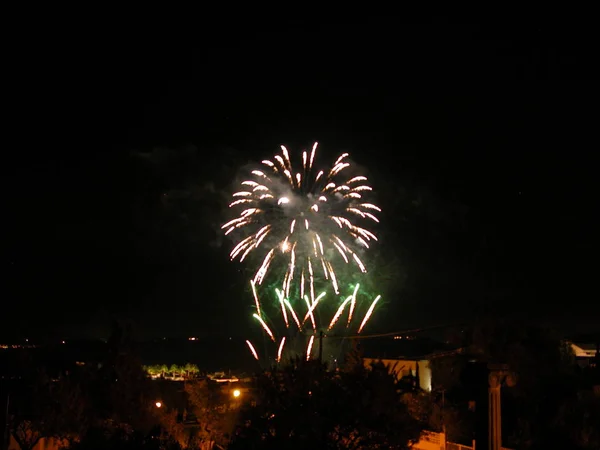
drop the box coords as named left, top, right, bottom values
left=3, top=16, right=598, bottom=339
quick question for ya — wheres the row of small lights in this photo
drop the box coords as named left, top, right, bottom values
left=1, top=339, right=66, bottom=349
left=4, top=336, right=414, bottom=348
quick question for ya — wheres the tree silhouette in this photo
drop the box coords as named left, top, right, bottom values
left=46, top=373, right=89, bottom=445
left=81, top=322, right=161, bottom=436
left=9, top=370, right=54, bottom=450
left=144, top=365, right=159, bottom=378
left=184, top=379, right=238, bottom=449
left=184, top=363, right=199, bottom=379
left=169, top=364, right=180, bottom=378
left=11, top=420, right=43, bottom=450
left=429, top=321, right=598, bottom=449
left=8, top=368, right=83, bottom=450
left=343, top=341, right=364, bottom=372
left=153, top=406, right=188, bottom=449
left=230, top=358, right=423, bottom=449
left=159, top=364, right=169, bottom=378
left=7, top=324, right=193, bottom=449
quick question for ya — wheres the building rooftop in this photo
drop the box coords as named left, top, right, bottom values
left=573, top=342, right=598, bottom=351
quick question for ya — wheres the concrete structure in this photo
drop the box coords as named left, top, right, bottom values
left=567, top=340, right=600, bottom=371
left=412, top=430, right=476, bottom=450
left=570, top=342, right=597, bottom=358
left=412, top=431, right=446, bottom=450
left=570, top=342, right=598, bottom=358
left=487, top=364, right=516, bottom=450
left=566, top=334, right=599, bottom=368
left=361, top=336, right=463, bottom=392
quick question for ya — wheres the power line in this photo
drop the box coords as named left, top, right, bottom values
left=324, top=323, right=468, bottom=340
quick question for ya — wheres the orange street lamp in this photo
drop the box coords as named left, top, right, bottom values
left=155, top=401, right=162, bottom=408
left=232, top=389, right=241, bottom=398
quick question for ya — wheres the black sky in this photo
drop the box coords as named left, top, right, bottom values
left=3, top=15, right=598, bottom=339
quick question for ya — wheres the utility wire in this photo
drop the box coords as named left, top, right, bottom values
left=324, top=323, right=468, bottom=340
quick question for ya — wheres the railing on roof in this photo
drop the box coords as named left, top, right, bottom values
left=412, top=431, right=477, bottom=450
left=447, top=442, right=474, bottom=450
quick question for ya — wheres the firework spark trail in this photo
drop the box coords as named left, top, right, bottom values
left=250, top=280, right=261, bottom=316
left=328, top=296, right=352, bottom=330
left=347, top=283, right=360, bottom=326
left=246, top=340, right=259, bottom=360
left=223, top=142, right=380, bottom=299
left=253, top=314, right=275, bottom=342
left=308, top=257, right=315, bottom=303
left=284, top=299, right=302, bottom=330
left=277, top=337, right=286, bottom=363
left=303, top=295, right=316, bottom=329
left=302, top=292, right=326, bottom=328
left=275, top=289, right=289, bottom=328
left=306, top=335, right=315, bottom=361
left=358, top=295, right=382, bottom=333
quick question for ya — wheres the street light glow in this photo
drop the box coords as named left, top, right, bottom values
left=155, top=401, right=162, bottom=408
left=233, top=389, right=241, bottom=398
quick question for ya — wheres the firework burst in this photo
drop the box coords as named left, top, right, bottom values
left=224, top=143, right=383, bottom=360
left=223, top=142, right=380, bottom=300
